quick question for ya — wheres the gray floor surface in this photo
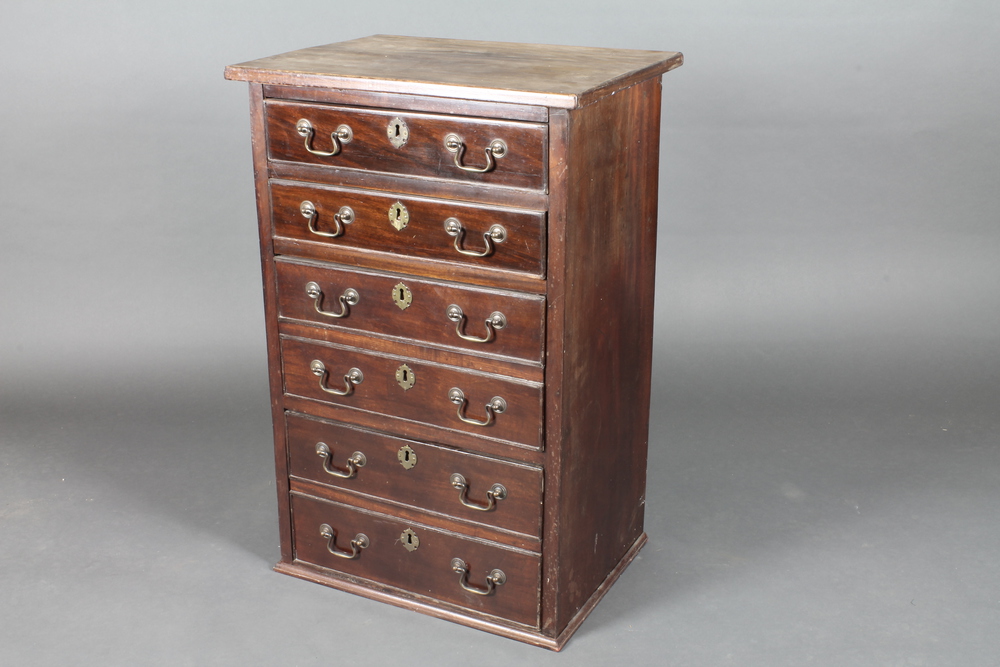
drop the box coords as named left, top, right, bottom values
left=3, top=3, right=999, bottom=664
left=2, top=335, right=997, bottom=666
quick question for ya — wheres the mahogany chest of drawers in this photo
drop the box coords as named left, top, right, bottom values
left=225, top=35, right=682, bottom=650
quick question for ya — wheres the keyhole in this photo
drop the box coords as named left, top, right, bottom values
left=400, top=527, right=419, bottom=551
left=404, top=450, right=411, bottom=462
left=392, top=281, right=411, bottom=310
left=387, top=117, right=408, bottom=149
left=395, top=363, right=415, bottom=390
left=388, top=201, right=408, bottom=231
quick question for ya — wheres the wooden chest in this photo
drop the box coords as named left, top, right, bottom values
left=225, top=35, right=682, bottom=650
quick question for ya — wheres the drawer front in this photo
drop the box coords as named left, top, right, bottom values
left=281, top=338, right=544, bottom=450
left=270, top=181, right=545, bottom=276
left=291, top=493, right=540, bottom=627
left=276, top=259, right=546, bottom=363
left=265, top=100, right=548, bottom=190
left=286, top=414, right=543, bottom=538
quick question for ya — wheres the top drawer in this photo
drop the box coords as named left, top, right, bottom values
left=265, top=100, right=548, bottom=191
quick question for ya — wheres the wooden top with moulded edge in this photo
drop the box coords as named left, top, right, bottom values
left=224, top=34, right=683, bottom=109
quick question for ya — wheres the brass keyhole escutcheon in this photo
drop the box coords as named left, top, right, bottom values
left=397, top=445, right=417, bottom=470
left=387, top=117, right=409, bottom=149
left=392, top=282, right=412, bottom=310
left=388, top=201, right=409, bottom=231
left=400, top=528, right=419, bottom=552
left=396, top=364, right=415, bottom=390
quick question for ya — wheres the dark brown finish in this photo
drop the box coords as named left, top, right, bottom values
left=543, top=77, right=663, bottom=632
left=275, top=258, right=546, bottom=363
left=228, top=36, right=680, bottom=651
left=278, top=320, right=544, bottom=382
left=226, top=35, right=682, bottom=109
left=286, top=414, right=544, bottom=538
left=246, top=83, right=295, bottom=564
left=266, top=100, right=548, bottom=190
left=272, top=236, right=547, bottom=296
left=275, top=531, right=645, bottom=651
left=280, top=336, right=544, bottom=450
left=263, top=84, right=549, bottom=123
left=290, top=492, right=541, bottom=626
left=270, top=180, right=546, bottom=278
left=269, top=161, right=549, bottom=211
left=290, top=476, right=540, bottom=551
left=281, top=394, right=545, bottom=466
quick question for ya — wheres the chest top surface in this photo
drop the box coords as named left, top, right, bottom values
left=224, top=34, right=682, bottom=108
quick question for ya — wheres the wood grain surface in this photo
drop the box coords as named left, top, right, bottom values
left=275, top=258, right=546, bottom=363
left=270, top=180, right=546, bottom=278
left=286, top=414, right=544, bottom=538
left=290, top=492, right=541, bottom=626
left=280, top=336, right=544, bottom=450
left=266, top=100, right=548, bottom=190
left=226, top=35, right=682, bottom=108
left=228, top=34, right=682, bottom=649
left=543, top=76, right=663, bottom=633
left=263, top=84, right=549, bottom=122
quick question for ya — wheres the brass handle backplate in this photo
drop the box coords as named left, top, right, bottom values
left=446, top=305, right=506, bottom=343
left=450, top=558, right=506, bottom=595
left=300, top=200, right=354, bottom=238
left=296, top=118, right=353, bottom=156
left=305, top=281, right=359, bottom=319
left=310, top=360, right=364, bottom=396
left=315, top=442, right=366, bottom=479
left=319, top=524, right=369, bottom=559
left=448, top=387, right=506, bottom=427
left=450, top=473, right=507, bottom=512
left=444, top=217, right=506, bottom=257
left=444, top=133, right=507, bottom=173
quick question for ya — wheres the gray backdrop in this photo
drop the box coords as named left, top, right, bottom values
left=2, top=1, right=998, bottom=665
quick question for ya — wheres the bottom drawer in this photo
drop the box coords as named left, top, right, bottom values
left=291, top=493, right=540, bottom=627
